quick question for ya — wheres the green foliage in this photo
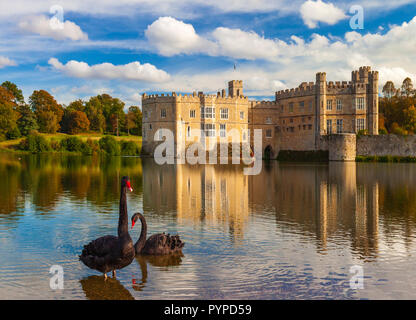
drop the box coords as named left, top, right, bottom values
left=277, top=150, right=329, bottom=162
left=356, top=155, right=416, bottom=163
left=126, top=106, right=142, bottom=136
left=61, top=109, right=90, bottom=134
left=357, top=129, right=369, bottom=137
left=60, top=136, right=92, bottom=155
left=19, top=133, right=51, bottom=153
left=99, top=136, right=121, bottom=155
left=6, top=127, right=21, bottom=140
left=0, top=87, right=19, bottom=136
left=120, top=141, right=140, bottom=156
left=379, top=128, right=388, bottom=135
left=29, top=90, right=64, bottom=133
left=17, top=104, right=38, bottom=136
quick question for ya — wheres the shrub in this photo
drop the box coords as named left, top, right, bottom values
left=357, top=129, right=368, bottom=137
left=60, top=136, right=93, bottom=155
left=121, top=141, right=140, bottom=156
left=99, top=136, right=121, bottom=155
left=19, top=133, right=50, bottom=153
left=6, top=127, right=21, bottom=140
left=86, top=139, right=100, bottom=155
left=379, top=128, right=388, bottom=135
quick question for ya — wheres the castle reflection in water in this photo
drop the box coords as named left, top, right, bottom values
left=142, top=160, right=413, bottom=259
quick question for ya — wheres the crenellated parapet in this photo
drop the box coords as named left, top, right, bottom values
left=275, top=82, right=315, bottom=100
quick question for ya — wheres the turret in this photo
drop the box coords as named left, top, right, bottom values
left=228, top=80, right=243, bottom=97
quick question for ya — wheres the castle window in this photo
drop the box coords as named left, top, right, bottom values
left=161, top=109, right=166, bottom=118
left=149, top=124, right=152, bottom=130
left=266, top=117, right=272, bottom=124
left=309, top=101, right=313, bottom=111
left=144, top=111, right=148, bottom=119
left=289, top=103, right=294, bottom=113
left=205, top=107, right=215, bottom=119
left=336, top=99, right=342, bottom=111
left=336, top=119, right=343, bottom=133
left=143, top=128, right=146, bottom=138
left=220, top=108, right=229, bottom=120
left=187, top=126, right=191, bottom=137
left=327, top=119, right=332, bottom=134
left=243, top=131, right=247, bottom=141
left=299, top=101, right=305, bottom=110
left=308, top=124, right=312, bottom=130
left=190, top=110, right=196, bottom=118
left=266, top=129, right=272, bottom=138
left=326, top=100, right=333, bottom=110
left=356, top=118, right=365, bottom=132
left=356, top=97, right=366, bottom=110
left=202, top=123, right=215, bottom=137
left=240, top=111, right=244, bottom=119
left=290, top=118, right=293, bottom=123
left=220, top=124, right=226, bottom=137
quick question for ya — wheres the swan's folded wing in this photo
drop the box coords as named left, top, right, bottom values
left=81, top=235, right=118, bottom=258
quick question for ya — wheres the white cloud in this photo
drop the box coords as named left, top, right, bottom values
left=300, top=0, right=347, bottom=28
left=48, top=58, right=170, bottom=82
left=145, top=17, right=216, bottom=56
left=18, top=15, right=88, bottom=41
left=0, top=56, right=17, bottom=68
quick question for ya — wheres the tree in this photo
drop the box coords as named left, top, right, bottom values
left=1, top=81, right=24, bottom=104
left=401, top=77, right=414, bottom=97
left=126, top=106, right=142, bottom=136
left=62, top=109, right=90, bottom=134
left=403, top=105, right=416, bottom=133
left=0, top=87, right=19, bottom=137
left=85, top=97, right=106, bottom=133
left=29, top=90, right=64, bottom=133
left=382, top=81, right=396, bottom=98
left=85, top=94, right=126, bottom=134
left=17, top=103, right=38, bottom=136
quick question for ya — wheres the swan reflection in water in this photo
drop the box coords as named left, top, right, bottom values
left=80, top=275, right=135, bottom=300
left=132, top=253, right=184, bottom=292
left=80, top=253, right=184, bottom=299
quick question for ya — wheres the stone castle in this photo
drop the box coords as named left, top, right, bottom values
left=141, top=66, right=379, bottom=160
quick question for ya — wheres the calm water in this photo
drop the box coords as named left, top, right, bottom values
left=1, top=154, right=416, bottom=299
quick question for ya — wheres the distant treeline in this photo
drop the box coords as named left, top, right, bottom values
left=0, top=81, right=142, bottom=141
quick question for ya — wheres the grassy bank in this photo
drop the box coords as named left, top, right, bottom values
left=0, top=133, right=142, bottom=155
left=356, top=155, right=416, bottom=163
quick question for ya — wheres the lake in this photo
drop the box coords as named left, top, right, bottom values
left=1, top=153, right=416, bottom=299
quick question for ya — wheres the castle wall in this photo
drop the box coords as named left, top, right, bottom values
left=357, top=135, right=416, bottom=157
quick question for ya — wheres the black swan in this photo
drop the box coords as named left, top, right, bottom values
left=79, top=176, right=135, bottom=279
left=131, top=212, right=184, bottom=255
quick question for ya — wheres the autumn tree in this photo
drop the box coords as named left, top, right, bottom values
left=1, top=81, right=24, bottom=105
left=29, top=90, right=64, bottom=133
left=0, top=87, right=20, bottom=137
left=62, top=109, right=90, bottom=134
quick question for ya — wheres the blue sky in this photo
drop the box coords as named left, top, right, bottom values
left=1, top=0, right=416, bottom=108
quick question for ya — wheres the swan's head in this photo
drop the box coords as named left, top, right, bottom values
left=122, top=176, right=133, bottom=192
left=131, top=212, right=142, bottom=229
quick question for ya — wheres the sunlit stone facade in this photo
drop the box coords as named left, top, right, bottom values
left=141, top=66, right=378, bottom=159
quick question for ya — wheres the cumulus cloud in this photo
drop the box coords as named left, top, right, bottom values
left=18, top=15, right=88, bottom=41
left=145, top=17, right=216, bottom=56
left=0, top=56, right=17, bottom=68
left=300, top=0, right=347, bottom=28
left=48, top=58, right=170, bottom=82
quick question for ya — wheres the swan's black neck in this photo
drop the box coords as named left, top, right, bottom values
left=134, top=213, right=147, bottom=253
left=118, top=185, right=129, bottom=238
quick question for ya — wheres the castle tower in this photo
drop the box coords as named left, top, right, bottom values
left=368, top=70, right=379, bottom=135
left=315, top=72, right=327, bottom=139
left=228, top=80, right=243, bottom=97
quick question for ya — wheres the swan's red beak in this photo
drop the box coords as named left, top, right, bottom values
left=126, top=181, right=133, bottom=192
left=131, top=220, right=135, bottom=229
